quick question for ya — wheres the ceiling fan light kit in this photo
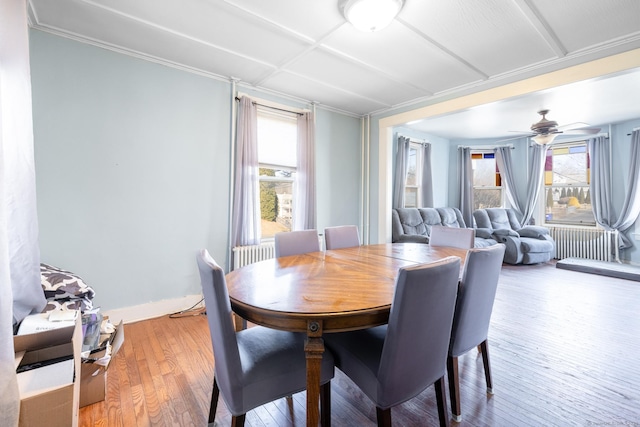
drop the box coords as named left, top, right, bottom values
left=531, top=133, right=558, bottom=145
left=341, top=0, right=404, bottom=32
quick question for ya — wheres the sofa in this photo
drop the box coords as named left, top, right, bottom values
left=473, top=208, right=555, bottom=265
left=392, top=207, right=497, bottom=248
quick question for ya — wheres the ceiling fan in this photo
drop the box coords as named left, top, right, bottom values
left=510, top=109, right=601, bottom=145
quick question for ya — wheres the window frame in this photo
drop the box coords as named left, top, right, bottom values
left=256, top=107, right=299, bottom=240
left=403, top=141, right=423, bottom=208
left=471, top=150, right=504, bottom=210
left=542, top=140, right=595, bottom=227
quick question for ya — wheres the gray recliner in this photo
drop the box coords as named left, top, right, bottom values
left=392, top=208, right=441, bottom=243
left=473, top=208, right=555, bottom=265
left=436, top=207, right=497, bottom=248
left=392, top=207, right=497, bottom=248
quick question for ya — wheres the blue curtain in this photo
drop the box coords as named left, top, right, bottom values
left=392, top=136, right=410, bottom=209
left=494, top=143, right=547, bottom=225
left=589, top=131, right=640, bottom=250
left=457, top=147, right=474, bottom=226
left=420, top=143, right=434, bottom=207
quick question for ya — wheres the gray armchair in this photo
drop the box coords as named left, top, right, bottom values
left=473, top=208, right=555, bottom=265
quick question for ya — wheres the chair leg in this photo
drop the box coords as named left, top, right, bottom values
left=320, top=381, right=331, bottom=427
left=447, top=356, right=461, bottom=422
left=209, top=376, right=220, bottom=424
left=479, top=340, right=493, bottom=394
left=434, top=376, right=450, bottom=427
left=231, top=414, right=246, bottom=427
left=376, top=407, right=392, bottom=427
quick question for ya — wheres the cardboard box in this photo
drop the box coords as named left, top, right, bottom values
left=79, top=321, right=124, bottom=407
left=14, top=313, right=82, bottom=427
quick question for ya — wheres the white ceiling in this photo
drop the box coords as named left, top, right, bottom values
left=28, top=0, right=640, bottom=139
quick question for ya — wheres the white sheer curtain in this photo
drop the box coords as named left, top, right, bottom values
left=2, top=0, right=45, bottom=423
left=293, top=112, right=316, bottom=230
left=392, top=135, right=410, bottom=209
left=494, top=144, right=547, bottom=225
left=231, top=96, right=261, bottom=246
left=589, top=132, right=640, bottom=249
left=457, top=147, right=474, bottom=226
left=420, top=143, right=434, bottom=207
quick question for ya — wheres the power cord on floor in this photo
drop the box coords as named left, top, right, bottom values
left=169, top=297, right=206, bottom=318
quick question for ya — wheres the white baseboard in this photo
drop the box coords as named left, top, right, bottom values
left=103, top=294, right=204, bottom=324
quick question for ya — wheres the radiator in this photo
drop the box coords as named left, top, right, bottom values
left=548, top=226, right=618, bottom=262
left=232, top=236, right=325, bottom=270
left=232, top=242, right=276, bottom=270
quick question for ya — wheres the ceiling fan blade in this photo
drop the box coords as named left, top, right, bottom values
left=557, top=122, right=591, bottom=131
left=563, top=127, right=601, bottom=135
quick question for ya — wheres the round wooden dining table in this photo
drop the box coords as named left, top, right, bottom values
left=225, top=242, right=468, bottom=427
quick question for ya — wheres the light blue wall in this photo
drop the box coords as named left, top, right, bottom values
left=29, top=30, right=362, bottom=311
left=315, top=110, right=362, bottom=233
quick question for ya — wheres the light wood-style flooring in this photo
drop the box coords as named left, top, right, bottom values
left=79, top=261, right=640, bottom=426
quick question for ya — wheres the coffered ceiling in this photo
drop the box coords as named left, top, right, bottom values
left=27, top=0, right=640, bottom=139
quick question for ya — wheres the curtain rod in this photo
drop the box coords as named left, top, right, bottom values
left=234, top=96, right=303, bottom=116
left=397, top=134, right=429, bottom=144
left=457, top=144, right=514, bottom=150
left=627, top=127, right=640, bottom=136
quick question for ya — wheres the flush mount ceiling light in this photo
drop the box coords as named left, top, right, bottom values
left=341, top=0, right=405, bottom=32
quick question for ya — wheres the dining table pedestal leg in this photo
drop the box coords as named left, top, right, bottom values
left=305, top=320, right=324, bottom=426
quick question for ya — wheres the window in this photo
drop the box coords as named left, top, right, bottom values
left=404, top=142, right=422, bottom=207
left=543, top=142, right=595, bottom=226
left=257, top=109, right=298, bottom=239
left=472, top=152, right=502, bottom=209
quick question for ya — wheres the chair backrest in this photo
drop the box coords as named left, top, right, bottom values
left=324, top=225, right=360, bottom=250
left=377, top=256, right=461, bottom=408
left=274, top=229, right=320, bottom=257
left=449, top=244, right=506, bottom=357
left=429, top=225, right=475, bottom=249
left=196, top=250, right=242, bottom=406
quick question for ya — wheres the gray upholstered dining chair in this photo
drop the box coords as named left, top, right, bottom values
left=274, top=229, right=320, bottom=257
left=196, top=249, right=334, bottom=426
left=429, top=225, right=475, bottom=249
left=324, top=256, right=461, bottom=427
left=324, top=225, right=360, bottom=250
left=447, top=243, right=506, bottom=422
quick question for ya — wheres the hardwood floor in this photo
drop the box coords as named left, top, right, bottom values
left=79, top=261, right=640, bottom=426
